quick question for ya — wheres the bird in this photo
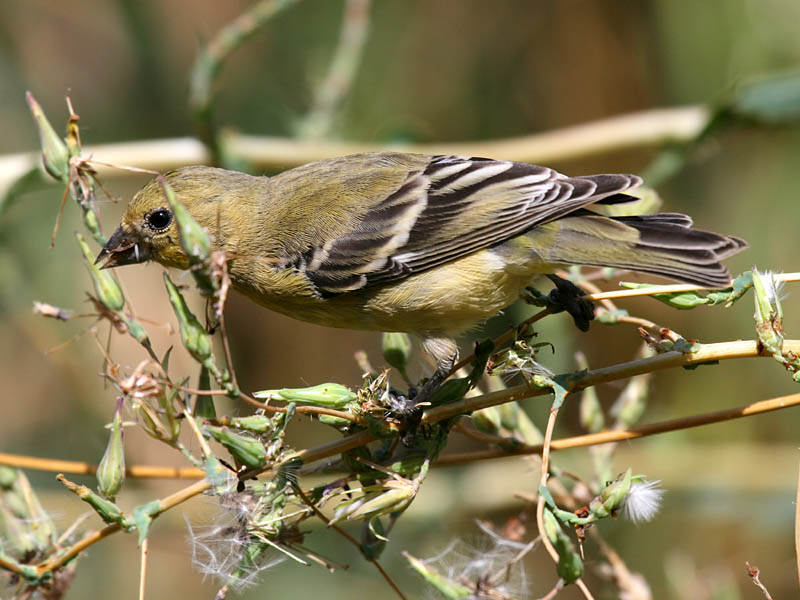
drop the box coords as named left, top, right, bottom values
left=96, top=151, right=747, bottom=397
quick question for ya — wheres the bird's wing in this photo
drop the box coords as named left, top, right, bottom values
left=288, top=154, right=641, bottom=296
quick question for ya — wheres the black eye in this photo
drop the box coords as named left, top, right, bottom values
left=146, top=209, right=172, bottom=231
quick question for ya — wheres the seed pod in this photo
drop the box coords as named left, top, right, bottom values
left=96, top=404, right=126, bottom=499
left=163, top=273, right=213, bottom=362
left=382, top=332, right=411, bottom=379
left=77, top=233, right=125, bottom=312
left=253, top=383, right=356, bottom=408
left=160, top=179, right=210, bottom=263
left=589, top=468, right=633, bottom=519
left=204, top=426, right=268, bottom=469
left=26, top=92, right=71, bottom=181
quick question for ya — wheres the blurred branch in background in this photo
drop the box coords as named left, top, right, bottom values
left=4, top=69, right=800, bottom=212
left=189, top=0, right=300, bottom=165
left=295, top=0, right=372, bottom=139
left=0, top=104, right=707, bottom=208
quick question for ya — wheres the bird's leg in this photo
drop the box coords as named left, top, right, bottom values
left=544, top=273, right=595, bottom=332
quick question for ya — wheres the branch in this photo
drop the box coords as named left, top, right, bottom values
left=436, top=391, right=800, bottom=465
left=0, top=452, right=205, bottom=479
left=423, top=340, right=800, bottom=425
left=585, top=272, right=800, bottom=302
left=22, top=340, right=797, bottom=574
left=7, top=341, right=799, bottom=479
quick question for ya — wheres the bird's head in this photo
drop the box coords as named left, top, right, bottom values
left=95, top=166, right=258, bottom=270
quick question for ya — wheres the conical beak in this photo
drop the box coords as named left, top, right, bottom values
left=95, top=226, right=148, bottom=269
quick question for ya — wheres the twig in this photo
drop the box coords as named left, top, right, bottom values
left=33, top=430, right=378, bottom=576
left=22, top=342, right=800, bottom=573
left=6, top=343, right=800, bottom=479
left=139, top=537, right=148, bottom=600
left=436, top=391, right=800, bottom=465
left=1, top=104, right=711, bottom=199
left=0, top=452, right=205, bottom=478
left=296, top=0, right=372, bottom=139
left=535, top=387, right=595, bottom=600
left=425, top=340, right=800, bottom=425
left=576, top=580, right=596, bottom=600
left=537, top=580, right=564, bottom=600
left=585, top=273, right=800, bottom=302
left=180, top=406, right=213, bottom=459
left=746, top=562, right=773, bottom=600
left=536, top=409, right=561, bottom=565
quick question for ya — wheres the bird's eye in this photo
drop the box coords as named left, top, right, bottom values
left=146, top=208, right=172, bottom=231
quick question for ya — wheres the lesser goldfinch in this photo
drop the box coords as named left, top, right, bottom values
left=97, top=152, right=747, bottom=380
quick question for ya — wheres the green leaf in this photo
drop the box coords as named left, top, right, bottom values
left=131, top=500, right=161, bottom=545
left=730, top=70, right=800, bottom=124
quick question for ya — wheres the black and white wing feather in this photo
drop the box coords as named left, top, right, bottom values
left=290, top=154, right=641, bottom=296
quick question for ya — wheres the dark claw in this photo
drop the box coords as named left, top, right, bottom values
left=546, top=274, right=595, bottom=332
left=385, top=390, right=424, bottom=446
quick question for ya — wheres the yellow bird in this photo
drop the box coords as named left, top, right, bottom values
left=97, top=152, right=747, bottom=386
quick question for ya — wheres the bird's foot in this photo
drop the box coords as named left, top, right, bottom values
left=523, top=274, right=595, bottom=331
left=386, top=374, right=444, bottom=446
left=545, top=274, right=595, bottom=331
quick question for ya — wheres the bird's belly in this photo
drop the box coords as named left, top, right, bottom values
left=234, top=248, right=543, bottom=335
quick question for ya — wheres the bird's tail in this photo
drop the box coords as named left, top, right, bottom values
left=524, top=212, right=747, bottom=287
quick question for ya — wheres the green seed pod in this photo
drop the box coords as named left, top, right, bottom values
left=382, top=332, right=412, bottom=378
left=0, top=467, right=17, bottom=489
left=428, top=377, right=469, bottom=406
left=97, top=404, right=126, bottom=499
left=0, top=503, right=35, bottom=557
left=230, top=414, right=272, bottom=432
left=77, top=233, right=125, bottom=312
left=652, top=291, right=710, bottom=310
left=501, top=401, right=543, bottom=445
left=405, top=552, right=472, bottom=598
left=57, top=475, right=123, bottom=524
left=752, top=270, right=784, bottom=353
left=349, top=486, right=415, bottom=520
left=163, top=273, right=213, bottom=362
left=160, top=179, right=210, bottom=263
left=26, top=92, right=71, bottom=181
left=330, top=495, right=368, bottom=524
left=589, top=468, right=633, bottom=519
left=253, top=383, right=356, bottom=408
left=579, top=386, right=604, bottom=433
left=120, top=314, right=152, bottom=349
left=204, top=425, right=268, bottom=469
left=543, top=508, right=583, bottom=584
left=318, top=413, right=354, bottom=429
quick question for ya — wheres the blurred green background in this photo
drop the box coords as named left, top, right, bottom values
left=2, top=0, right=800, bottom=598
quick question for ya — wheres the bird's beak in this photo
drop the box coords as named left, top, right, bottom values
left=95, top=226, right=148, bottom=269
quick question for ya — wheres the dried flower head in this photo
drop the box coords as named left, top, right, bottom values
left=118, top=360, right=162, bottom=400
left=412, top=521, right=534, bottom=599
left=622, top=479, right=665, bottom=525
